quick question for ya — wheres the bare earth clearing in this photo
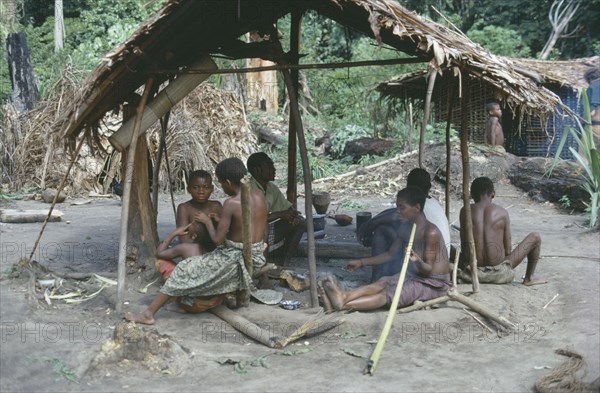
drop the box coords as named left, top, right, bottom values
left=1, top=179, right=599, bottom=392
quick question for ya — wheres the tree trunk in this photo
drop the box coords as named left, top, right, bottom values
left=246, top=32, right=278, bottom=113
left=120, top=103, right=159, bottom=279
left=54, top=0, right=65, bottom=52
left=6, top=32, right=38, bottom=112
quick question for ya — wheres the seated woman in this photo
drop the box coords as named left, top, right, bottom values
left=319, top=186, right=450, bottom=312
left=125, top=157, right=268, bottom=324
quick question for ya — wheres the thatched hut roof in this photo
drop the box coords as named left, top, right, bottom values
left=57, top=0, right=568, bottom=140
left=377, top=56, right=600, bottom=105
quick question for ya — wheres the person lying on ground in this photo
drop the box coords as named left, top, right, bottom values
left=319, top=186, right=450, bottom=312
left=459, top=176, right=546, bottom=286
left=125, top=157, right=268, bottom=324
left=247, top=152, right=305, bottom=266
left=176, top=170, right=222, bottom=248
left=357, top=168, right=451, bottom=282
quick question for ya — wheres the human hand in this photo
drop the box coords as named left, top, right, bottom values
left=343, top=259, right=362, bottom=272
left=194, top=212, right=209, bottom=224
left=208, top=212, right=220, bottom=223
left=409, top=249, right=422, bottom=264
left=281, top=209, right=300, bottom=223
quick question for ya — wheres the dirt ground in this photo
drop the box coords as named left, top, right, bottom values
left=1, top=176, right=599, bottom=392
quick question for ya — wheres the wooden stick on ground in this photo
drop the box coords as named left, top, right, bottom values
left=543, top=293, right=559, bottom=309
left=463, top=308, right=494, bottom=334
left=366, top=223, right=416, bottom=376
left=27, top=133, right=86, bottom=264
left=397, top=295, right=450, bottom=314
left=209, top=305, right=276, bottom=348
left=274, top=311, right=344, bottom=348
left=447, top=288, right=515, bottom=331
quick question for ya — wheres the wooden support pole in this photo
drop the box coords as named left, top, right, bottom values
left=444, top=83, right=455, bottom=219
left=459, top=78, right=479, bottom=293
left=152, top=111, right=170, bottom=219
left=27, top=133, right=86, bottom=264
left=286, top=10, right=302, bottom=206
left=419, top=69, right=437, bottom=168
left=237, top=177, right=253, bottom=308
left=280, top=67, right=319, bottom=308
left=116, top=76, right=154, bottom=313
left=366, top=223, right=417, bottom=375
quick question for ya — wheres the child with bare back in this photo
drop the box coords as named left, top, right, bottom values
left=484, top=102, right=504, bottom=147
left=126, top=158, right=268, bottom=324
left=176, top=170, right=222, bottom=247
left=318, top=186, right=451, bottom=312
left=155, top=170, right=222, bottom=279
left=459, top=177, right=546, bottom=286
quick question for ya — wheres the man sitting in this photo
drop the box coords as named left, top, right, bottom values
left=247, top=152, right=305, bottom=266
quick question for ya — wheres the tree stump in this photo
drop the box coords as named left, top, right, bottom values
left=6, top=32, right=38, bottom=112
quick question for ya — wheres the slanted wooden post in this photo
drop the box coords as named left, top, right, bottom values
left=281, top=67, right=319, bottom=307
left=444, top=82, right=455, bottom=219
left=116, top=76, right=154, bottom=313
left=237, top=177, right=253, bottom=307
left=286, top=10, right=302, bottom=206
left=152, top=111, right=170, bottom=219
left=419, top=69, right=437, bottom=168
left=459, top=77, right=479, bottom=293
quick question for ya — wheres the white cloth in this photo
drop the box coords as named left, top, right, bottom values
left=423, top=198, right=451, bottom=257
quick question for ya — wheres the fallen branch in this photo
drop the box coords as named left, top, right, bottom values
left=209, top=305, right=276, bottom=348
left=312, top=150, right=417, bottom=184
left=462, top=308, right=494, bottom=334
left=447, top=288, right=515, bottom=331
left=397, top=296, right=450, bottom=313
left=275, top=310, right=344, bottom=348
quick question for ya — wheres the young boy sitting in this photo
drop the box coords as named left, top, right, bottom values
left=319, top=186, right=450, bottom=312
left=155, top=222, right=202, bottom=279
left=125, top=158, right=268, bottom=325
left=176, top=170, right=222, bottom=248
left=484, top=102, right=504, bottom=147
left=155, top=170, right=222, bottom=279
left=459, top=177, right=546, bottom=286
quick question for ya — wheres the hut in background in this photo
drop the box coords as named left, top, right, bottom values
left=377, top=56, right=600, bottom=159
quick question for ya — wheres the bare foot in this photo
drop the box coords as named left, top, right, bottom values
left=523, top=277, right=547, bottom=286
left=322, top=277, right=346, bottom=311
left=317, top=281, right=334, bottom=313
left=124, top=311, right=155, bottom=325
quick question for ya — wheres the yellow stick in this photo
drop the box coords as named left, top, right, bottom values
left=365, top=223, right=417, bottom=376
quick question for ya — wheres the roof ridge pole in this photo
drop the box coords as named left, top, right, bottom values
left=459, top=76, right=480, bottom=293
left=419, top=68, right=437, bottom=168
left=286, top=10, right=302, bottom=207
left=116, top=76, right=155, bottom=313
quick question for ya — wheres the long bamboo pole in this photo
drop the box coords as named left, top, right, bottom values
left=116, top=76, right=154, bottom=314
left=27, top=133, right=86, bottom=264
left=237, top=177, right=252, bottom=308
left=280, top=68, right=319, bottom=308
left=419, top=69, right=437, bottom=168
left=366, top=223, right=417, bottom=376
left=459, top=78, right=479, bottom=293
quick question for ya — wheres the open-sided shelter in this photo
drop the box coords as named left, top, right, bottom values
left=377, top=57, right=599, bottom=159
left=51, top=0, right=574, bottom=306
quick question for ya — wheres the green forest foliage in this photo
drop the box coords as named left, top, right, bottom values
left=1, top=0, right=598, bottom=179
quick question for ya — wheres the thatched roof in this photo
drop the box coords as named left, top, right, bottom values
left=377, top=57, right=600, bottom=108
left=512, top=56, right=600, bottom=90
left=57, top=0, right=567, bottom=140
